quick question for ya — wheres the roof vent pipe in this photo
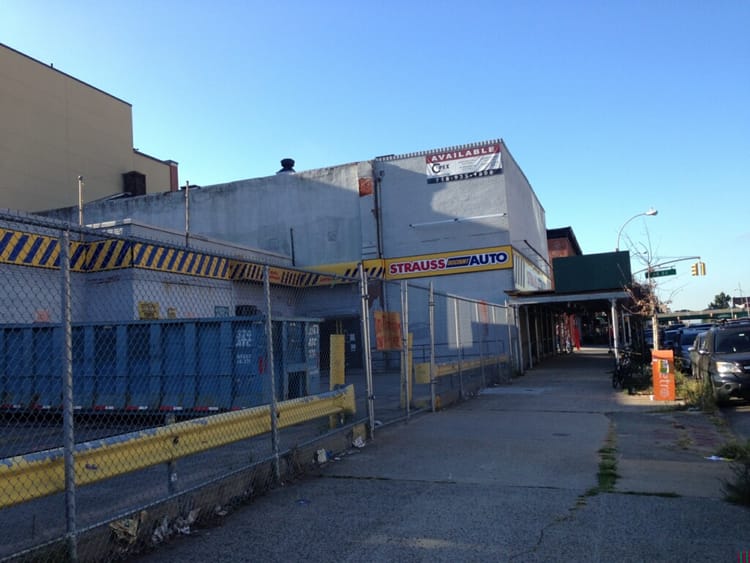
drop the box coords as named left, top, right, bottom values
left=277, top=158, right=296, bottom=174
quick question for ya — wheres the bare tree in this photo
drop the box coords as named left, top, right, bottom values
left=621, top=230, right=664, bottom=350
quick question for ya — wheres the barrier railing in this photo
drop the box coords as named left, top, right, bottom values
left=0, top=385, right=355, bottom=509
left=413, top=355, right=509, bottom=382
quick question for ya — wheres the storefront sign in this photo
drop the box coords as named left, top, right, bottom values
left=515, top=254, right=552, bottom=291
left=425, top=142, right=502, bottom=184
left=385, top=246, right=512, bottom=280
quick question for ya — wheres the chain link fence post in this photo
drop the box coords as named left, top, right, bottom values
left=453, top=297, right=464, bottom=400
left=400, top=280, right=410, bottom=420
left=60, top=229, right=79, bottom=562
left=264, top=265, right=281, bottom=483
left=476, top=303, right=490, bottom=389
left=358, top=264, right=376, bottom=440
left=165, top=413, right=178, bottom=495
left=429, top=282, right=436, bottom=412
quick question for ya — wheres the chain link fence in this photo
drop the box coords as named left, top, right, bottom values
left=366, top=278, right=515, bottom=426
left=0, top=211, right=516, bottom=561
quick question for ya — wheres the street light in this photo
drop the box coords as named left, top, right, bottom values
left=612, top=208, right=659, bottom=356
left=615, top=208, right=658, bottom=251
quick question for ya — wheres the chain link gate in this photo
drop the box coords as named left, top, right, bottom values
left=365, top=275, right=514, bottom=425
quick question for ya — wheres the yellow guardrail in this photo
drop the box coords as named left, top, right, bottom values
left=413, top=355, right=508, bottom=384
left=0, top=385, right=356, bottom=509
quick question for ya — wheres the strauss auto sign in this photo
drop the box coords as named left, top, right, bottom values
left=385, top=246, right=513, bottom=280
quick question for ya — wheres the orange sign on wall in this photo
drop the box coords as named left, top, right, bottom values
left=651, top=349, right=675, bottom=401
left=374, top=311, right=402, bottom=351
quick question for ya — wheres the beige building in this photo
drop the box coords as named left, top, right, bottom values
left=0, top=43, right=177, bottom=213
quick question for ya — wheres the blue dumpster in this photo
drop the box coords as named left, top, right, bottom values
left=0, top=315, right=321, bottom=415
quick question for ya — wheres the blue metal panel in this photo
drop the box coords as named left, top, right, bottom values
left=72, top=325, right=95, bottom=410
left=219, top=321, right=233, bottom=376
left=195, top=321, right=231, bottom=411
left=93, top=325, right=125, bottom=410
left=32, top=326, right=61, bottom=410
left=149, top=324, right=162, bottom=375
left=161, top=322, right=194, bottom=411
left=231, top=320, right=265, bottom=408
left=126, top=323, right=159, bottom=410
left=3, top=328, right=33, bottom=408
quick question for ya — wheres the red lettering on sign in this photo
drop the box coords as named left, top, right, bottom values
left=389, top=258, right=447, bottom=276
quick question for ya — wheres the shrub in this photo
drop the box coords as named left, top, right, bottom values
left=674, top=370, right=712, bottom=409
left=719, top=440, right=750, bottom=506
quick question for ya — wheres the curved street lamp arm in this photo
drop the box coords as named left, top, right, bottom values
left=615, top=208, right=658, bottom=252
left=632, top=256, right=701, bottom=276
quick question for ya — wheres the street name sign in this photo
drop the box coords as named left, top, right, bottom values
left=646, top=268, right=677, bottom=278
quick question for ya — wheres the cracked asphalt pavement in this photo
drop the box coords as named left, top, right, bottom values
left=132, top=347, right=749, bottom=562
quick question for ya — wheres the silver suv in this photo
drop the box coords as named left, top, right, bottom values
left=693, top=321, right=750, bottom=404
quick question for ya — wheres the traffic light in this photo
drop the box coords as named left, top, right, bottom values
left=691, top=262, right=707, bottom=276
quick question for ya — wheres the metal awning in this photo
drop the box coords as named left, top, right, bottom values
left=507, top=289, right=629, bottom=307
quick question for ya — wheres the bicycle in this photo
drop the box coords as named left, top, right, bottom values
left=612, top=349, right=633, bottom=390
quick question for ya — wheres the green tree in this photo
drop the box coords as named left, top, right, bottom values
left=708, top=292, right=731, bottom=309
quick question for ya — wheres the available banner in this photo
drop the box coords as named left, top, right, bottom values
left=425, top=142, right=502, bottom=184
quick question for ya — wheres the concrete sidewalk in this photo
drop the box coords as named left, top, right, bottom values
left=133, top=347, right=749, bottom=562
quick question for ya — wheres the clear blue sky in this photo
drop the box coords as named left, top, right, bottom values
left=3, top=0, right=748, bottom=311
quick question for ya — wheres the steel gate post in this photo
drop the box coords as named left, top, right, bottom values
left=264, top=266, right=281, bottom=483
left=429, top=283, right=436, bottom=413
left=61, top=229, right=78, bottom=562
left=358, top=264, right=376, bottom=440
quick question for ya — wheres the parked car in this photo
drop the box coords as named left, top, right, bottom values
left=644, top=327, right=666, bottom=348
left=663, top=328, right=682, bottom=351
left=675, top=326, right=710, bottom=373
left=693, top=321, right=750, bottom=404
left=689, top=331, right=708, bottom=377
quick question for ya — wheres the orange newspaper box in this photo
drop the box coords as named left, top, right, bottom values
left=651, top=349, right=675, bottom=401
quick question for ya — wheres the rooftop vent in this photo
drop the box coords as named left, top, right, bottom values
left=277, top=158, right=296, bottom=174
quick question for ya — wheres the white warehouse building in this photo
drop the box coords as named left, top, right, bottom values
left=42, top=139, right=553, bottom=369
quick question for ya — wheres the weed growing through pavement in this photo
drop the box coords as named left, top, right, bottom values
left=597, top=443, right=618, bottom=492
left=715, top=440, right=750, bottom=506
left=717, top=440, right=750, bottom=460
left=577, top=426, right=619, bottom=508
left=675, top=434, right=693, bottom=450
left=673, top=370, right=714, bottom=410
left=584, top=425, right=619, bottom=497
